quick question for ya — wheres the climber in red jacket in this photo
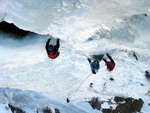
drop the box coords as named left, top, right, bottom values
left=103, top=53, right=115, bottom=71
left=45, top=38, right=60, bottom=59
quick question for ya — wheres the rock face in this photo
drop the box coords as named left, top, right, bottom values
left=8, top=103, right=25, bottom=113
left=54, top=108, right=60, bottom=113
left=43, top=106, right=52, bottom=113
left=8, top=104, right=60, bottom=113
left=88, top=96, right=144, bottom=113
left=113, top=96, right=144, bottom=113
left=88, top=97, right=101, bottom=110
left=0, top=21, right=32, bottom=37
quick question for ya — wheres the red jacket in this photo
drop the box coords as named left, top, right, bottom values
left=48, top=51, right=59, bottom=59
left=105, top=61, right=115, bottom=71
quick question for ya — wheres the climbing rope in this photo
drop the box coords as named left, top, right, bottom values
left=75, top=73, right=92, bottom=92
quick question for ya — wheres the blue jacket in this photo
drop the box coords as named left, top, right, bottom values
left=90, top=61, right=100, bottom=74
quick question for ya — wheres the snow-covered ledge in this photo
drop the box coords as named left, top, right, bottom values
left=0, top=0, right=150, bottom=40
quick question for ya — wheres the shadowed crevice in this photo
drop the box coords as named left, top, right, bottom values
left=0, top=21, right=33, bottom=38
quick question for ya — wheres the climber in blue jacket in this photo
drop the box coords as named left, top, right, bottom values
left=87, top=58, right=100, bottom=74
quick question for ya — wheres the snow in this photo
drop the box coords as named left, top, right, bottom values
left=0, top=0, right=150, bottom=113
left=0, top=0, right=150, bottom=40
left=0, top=29, right=149, bottom=112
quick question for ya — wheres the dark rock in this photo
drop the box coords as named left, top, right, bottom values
left=107, top=98, right=114, bottom=105
left=16, top=108, right=25, bottom=113
left=145, top=70, right=150, bottom=79
left=36, top=108, right=39, bottom=113
left=144, top=13, right=147, bottom=16
left=100, top=97, right=144, bottom=113
left=89, top=83, right=93, bottom=88
left=8, top=103, right=25, bottom=113
left=43, top=106, right=52, bottom=113
left=67, top=98, right=70, bottom=103
left=140, top=83, right=144, bottom=86
left=0, top=21, right=32, bottom=38
left=124, top=97, right=133, bottom=103
left=87, top=38, right=94, bottom=41
left=114, top=96, right=125, bottom=103
left=109, top=78, right=114, bottom=81
left=8, top=104, right=15, bottom=113
left=102, top=108, right=113, bottom=113
left=88, top=97, right=101, bottom=110
left=132, top=51, right=138, bottom=60
left=114, top=97, right=144, bottom=113
left=55, top=108, right=60, bottom=113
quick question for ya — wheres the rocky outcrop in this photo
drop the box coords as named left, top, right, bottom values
left=88, top=96, right=144, bottom=113
left=88, top=97, right=101, bottom=110
left=8, top=103, right=25, bottom=113
left=54, top=108, right=60, bottom=113
left=8, top=104, right=60, bottom=113
left=113, top=96, right=144, bottom=113
left=43, top=106, right=52, bottom=113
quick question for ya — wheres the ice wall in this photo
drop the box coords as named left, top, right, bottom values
left=0, top=0, right=150, bottom=40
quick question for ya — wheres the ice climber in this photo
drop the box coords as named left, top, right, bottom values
left=103, top=53, right=115, bottom=71
left=45, top=38, right=60, bottom=59
left=87, top=58, right=100, bottom=74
